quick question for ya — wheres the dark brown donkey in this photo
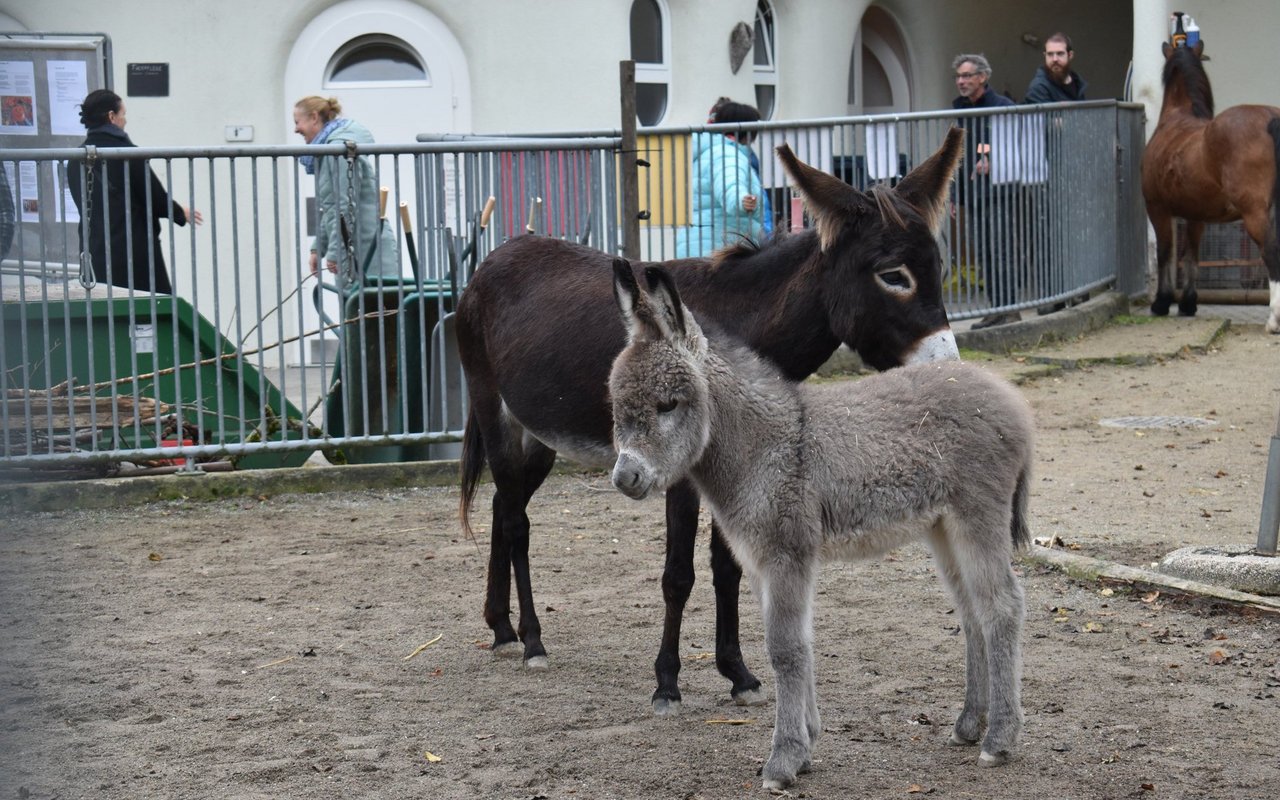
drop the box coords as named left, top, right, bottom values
left=1141, top=40, right=1280, bottom=333
left=457, top=129, right=964, bottom=714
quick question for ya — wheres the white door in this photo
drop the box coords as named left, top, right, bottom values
left=284, top=0, right=472, bottom=362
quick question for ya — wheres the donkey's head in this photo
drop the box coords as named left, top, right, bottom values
left=609, top=259, right=711, bottom=501
left=775, top=127, right=964, bottom=370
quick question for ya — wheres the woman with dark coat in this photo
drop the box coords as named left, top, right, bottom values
left=67, top=89, right=201, bottom=293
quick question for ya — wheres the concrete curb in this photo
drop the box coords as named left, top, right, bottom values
left=1025, top=545, right=1280, bottom=611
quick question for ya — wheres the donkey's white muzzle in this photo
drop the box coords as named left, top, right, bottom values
left=611, top=452, right=654, bottom=500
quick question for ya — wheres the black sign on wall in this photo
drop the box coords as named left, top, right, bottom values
left=127, top=63, right=169, bottom=97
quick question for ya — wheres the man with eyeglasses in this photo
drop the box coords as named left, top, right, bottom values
left=1025, top=33, right=1087, bottom=104
left=950, top=54, right=1020, bottom=329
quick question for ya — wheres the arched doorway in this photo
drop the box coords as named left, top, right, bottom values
left=284, top=0, right=471, bottom=360
left=847, top=5, right=912, bottom=115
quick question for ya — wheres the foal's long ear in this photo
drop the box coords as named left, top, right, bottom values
left=776, top=143, right=873, bottom=252
left=893, top=126, right=963, bottom=236
left=641, top=265, right=689, bottom=342
left=612, top=258, right=647, bottom=342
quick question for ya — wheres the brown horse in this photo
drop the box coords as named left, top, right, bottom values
left=1141, top=40, right=1280, bottom=333
left=456, top=131, right=964, bottom=715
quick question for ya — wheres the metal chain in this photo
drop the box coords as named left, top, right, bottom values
left=78, top=149, right=97, bottom=289
left=342, top=141, right=358, bottom=287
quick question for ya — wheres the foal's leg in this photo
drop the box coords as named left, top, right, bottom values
left=652, top=479, right=699, bottom=715
left=1240, top=206, right=1280, bottom=334
left=1150, top=210, right=1176, bottom=317
left=759, top=560, right=819, bottom=790
left=926, top=523, right=988, bottom=748
left=485, top=438, right=557, bottom=668
left=1178, top=220, right=1203, bottom=317
left=952, top=519, right=1025, bottom=766
left=710, top=521, right=764, bottom=705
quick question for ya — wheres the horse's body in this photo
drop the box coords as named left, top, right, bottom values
left=1141, top=41, right=1280, bottom=333
left=457, top=131, right=965, bottom=713
left=608, top=262, right=1033, bottom=789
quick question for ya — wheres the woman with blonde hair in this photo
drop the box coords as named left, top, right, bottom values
left=293, top=95, right=397, bottom=277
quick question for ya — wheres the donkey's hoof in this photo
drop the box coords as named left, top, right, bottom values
left=948, top=732, right=979, bottom=747
left=732, top=687, right=767, bottom=706
left=761, top=775, right=795, bottom=791
left=491, top=641, right=523, bottom=659
left=524, top=655, right=549, bottom=670
left=652, top=697, right=682, bottom=717
left=1266, top=318, right=1280, bottom=335
left=978, top=750, right=1010, bottom=767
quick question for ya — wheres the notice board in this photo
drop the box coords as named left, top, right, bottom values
left=0, top=33, right=112, bottom=270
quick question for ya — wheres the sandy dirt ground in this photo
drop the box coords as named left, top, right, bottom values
left=2, top=319, right=1280, bottom=800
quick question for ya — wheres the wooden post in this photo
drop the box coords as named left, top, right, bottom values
left=619, top=60, right=640, bottom=261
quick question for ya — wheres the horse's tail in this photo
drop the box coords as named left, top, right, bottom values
left=458, top=407, right=486, bottom=541
left=1269, top=117, right=1280, bottom=235
left=1010, top=464, right=1032, bottom=551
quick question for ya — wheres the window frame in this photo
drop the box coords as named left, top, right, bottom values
left=323, top=33, right=432, bottom=89
left=752, top=0, right=778, bottom=119
left=631, top=0, right=671, bottom=126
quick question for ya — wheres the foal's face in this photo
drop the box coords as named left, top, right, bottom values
left=610, top=340, right=710, bottom=500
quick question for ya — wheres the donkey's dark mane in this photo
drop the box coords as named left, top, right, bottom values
left=1163, top=46, right=1214, bottom=119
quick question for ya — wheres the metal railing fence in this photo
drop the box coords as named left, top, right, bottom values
left=1, top=102, right=1146, bottom=470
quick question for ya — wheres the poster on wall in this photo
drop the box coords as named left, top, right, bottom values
left=51, top=165, right=79, bottom=224
left=48, top=60, right=88, bottom=137
left=17, top=161, right=39, bottom=222
left=0, top=60, right=38, bottom=136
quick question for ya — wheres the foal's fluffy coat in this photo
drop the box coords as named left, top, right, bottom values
left=609, top=263, right=1034, bottom=790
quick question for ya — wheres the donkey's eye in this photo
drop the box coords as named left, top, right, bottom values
left=656, top=398, right=678, bottom=414
left=875, top=266, right=917, bottom=294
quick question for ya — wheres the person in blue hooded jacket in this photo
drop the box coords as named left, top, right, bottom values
left=675, top=99, right=769, bottom=258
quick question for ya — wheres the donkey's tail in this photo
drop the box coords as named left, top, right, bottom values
left=1010, top=465, right=1032, bottom=550
left=458, top=408, right=485, bottom=541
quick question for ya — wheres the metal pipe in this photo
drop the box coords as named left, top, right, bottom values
left=1258, top=397, right=1280, bottom=556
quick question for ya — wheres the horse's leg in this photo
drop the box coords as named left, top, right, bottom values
left=508, top=439, right=558, bottom=668
left=1178, top=220, right=1203, bottom=317
left=1150, top=210, right=1176, bottom=316
left=710, top=520, right=764, bottom=705
left=652, top=479, right=699, bottom=715
left=950, top=516, right=1025, bottom=767
left=926, top=522, right=988, bottom=748
left=1240, top=206, right=1280, bottom=333
left=759, top=558, right=819, bottom=790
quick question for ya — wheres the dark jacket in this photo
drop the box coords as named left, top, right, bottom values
left=952, top=87, right=1016, bottom=185
left=66, top=124, right=189, bottom=293
left=1024, top=66, right=1087, bottom=104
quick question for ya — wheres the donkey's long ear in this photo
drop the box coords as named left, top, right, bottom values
left=641, top=265, right=689, bottom=342
left=613, top=258, right=647, bottom=342
left=776, top=143, right=873, bottom=252
left=893, top=126, right=963, bottom=236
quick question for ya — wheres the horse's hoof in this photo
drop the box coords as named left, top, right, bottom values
left=491, top=641, right=522, bottom=659
left=762, top=776, right=795, bottom=791
left=1267, top=320, right=1280, bottom=335
left=948, top=732, right=979, bottom=747
left=732, top=687, right=767, bottom=706
left=652, top=697, right=681, bottom=717
left=978, top=750, right=1010, bottom=767
left=524, top=655, right=549, bottom=670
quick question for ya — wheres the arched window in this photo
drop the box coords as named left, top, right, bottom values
left=326, top=34, right=429, bottom=85
left=630, top=0, right=670, bottom=126
left=753, top=0, right=777, bottom=119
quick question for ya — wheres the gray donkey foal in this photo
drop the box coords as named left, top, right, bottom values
left=608, top=262, right=1034, bottom=790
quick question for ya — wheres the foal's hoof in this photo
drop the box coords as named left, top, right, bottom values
left=524, top=655, right=549, bottom=670
left=732, top=686, right=767, bottom=706
left=651, top=697, right=682, bottom=717
left=978, top=750, right=1011, bottom=767
left=491, top=641, right=523, bottom=659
